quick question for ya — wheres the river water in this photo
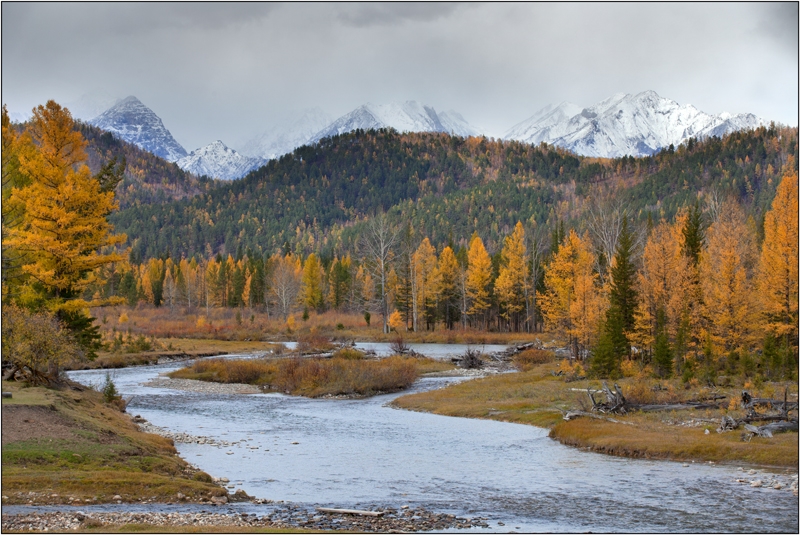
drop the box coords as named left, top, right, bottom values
left=60, top=345, right=798, bottom=533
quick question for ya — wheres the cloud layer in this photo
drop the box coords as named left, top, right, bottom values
left=2, top=3, right=796, bottom=151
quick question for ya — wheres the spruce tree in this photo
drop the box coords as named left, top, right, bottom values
left=609, top=216, right=638, bottom=338
left=682, top=201, right=705, bottom=266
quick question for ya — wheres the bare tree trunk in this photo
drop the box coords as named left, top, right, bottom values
left=359, top=212, right=399, bottom=334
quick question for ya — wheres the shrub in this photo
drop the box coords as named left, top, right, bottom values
left=1, top=304, right=83, bottom=383
left=296, top=333, right=333, bottom=353
left=336, top=323, right=345, bottom=331
left=459, top=348, right=484, bottom=369
left=513, top=349, right=555, bottom=371
left=333, top=347, right=365, bottom=360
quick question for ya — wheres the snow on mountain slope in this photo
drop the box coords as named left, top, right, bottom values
left=239, top=108, right=333, bottom=160
left=176, top=140, right=266, bottom=180
left=89, top=96, right=187, bottom=162
left=439, top=110, right=482, bottom=137
left=505, top=91, right=766, bottom=158
left=311, top=101, right=481, bottom=142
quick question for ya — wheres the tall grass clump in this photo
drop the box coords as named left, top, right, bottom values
left=169, top=354, right=421, bottom=397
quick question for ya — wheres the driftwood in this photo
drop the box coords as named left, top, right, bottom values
left=588, top=382, right=628, bottom=414
left=741, top=390, right=798, bottom=416
left=562, top=410, right=635, bottom=426
left=716, top=389, right=798, bottom=435
left=743, top=421, right=799, bottom=439
left=316, top=508, right=384, bottom=517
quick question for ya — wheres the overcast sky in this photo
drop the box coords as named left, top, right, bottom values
left=2, top=2, right=797, bottom=151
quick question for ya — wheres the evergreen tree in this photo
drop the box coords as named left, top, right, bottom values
left=608, top=216, right=638, bottom=338
left=682, top=201, right=705, bottom=266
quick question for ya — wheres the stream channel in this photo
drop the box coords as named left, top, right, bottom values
left=25, top=344, right=800, bottom=532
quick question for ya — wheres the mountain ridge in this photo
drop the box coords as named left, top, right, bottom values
left=505, top=90, right=767, bottom=157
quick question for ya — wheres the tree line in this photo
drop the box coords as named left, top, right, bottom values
left=95, top=169, right=798, bottom=380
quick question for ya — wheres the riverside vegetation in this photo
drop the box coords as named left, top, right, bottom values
left=393, top=350, right=798, bottom=468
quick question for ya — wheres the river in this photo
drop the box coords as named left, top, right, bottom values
left=57, top=345, right=798, bottom=532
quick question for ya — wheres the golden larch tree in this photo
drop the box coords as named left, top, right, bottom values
left=757, top=171, right=799, bottom=346
left=466, top=233, right=492, bottom=328
left=5, top=101, right=125, bottom=311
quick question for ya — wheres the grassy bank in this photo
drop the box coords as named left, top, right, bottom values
left=1, top=380, right=227, bottom=505
left=169, top=351, right=454, bottom=398
left=392, top=361, right=798, bottom=467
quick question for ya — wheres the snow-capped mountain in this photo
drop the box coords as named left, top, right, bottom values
left=505, top=91, right=766, bottom=158
left=311, top=101, right=481, bottom=142
left=239, top=108, right=332, bottom=160
left=176, top=140, right=266, bottom=181
left=89, top=96, right=187, bottom=162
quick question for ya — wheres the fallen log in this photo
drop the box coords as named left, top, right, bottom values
left=635, top=402, right=724, bottom=412
left=744, top=421, right=799, bottom=438
left=563, top=410, right=635, bottom=426
left=316, top=507, right=384, bottom=517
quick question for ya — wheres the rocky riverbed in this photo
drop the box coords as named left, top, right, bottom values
left=2, top=505, right=491, bottom=532
left=143, top=376, right=262, bottom=394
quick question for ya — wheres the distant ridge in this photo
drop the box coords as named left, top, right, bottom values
left=504, top=91, right=766, bottom=158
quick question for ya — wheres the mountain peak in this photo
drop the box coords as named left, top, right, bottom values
left=89, top=97, right=187, bottom=162
left=505, top=91, right=765, bottom=157
left=311, top=101, right=480, bottom=142
left=176, top=140, right=265, bottom=180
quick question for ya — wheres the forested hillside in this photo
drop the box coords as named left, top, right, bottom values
left=78, top=122, right=217, bottom=209
left=111, top=126, right=796, bottom=261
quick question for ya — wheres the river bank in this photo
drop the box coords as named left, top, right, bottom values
left=392, top=360, right=800, bottom=469
left=1, top=505, right=490, bottom=532
left=0, top=380, right=229, bottom=507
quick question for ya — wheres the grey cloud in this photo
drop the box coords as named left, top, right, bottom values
left=336, top=2, right=465, bottom=27
left=756, top=2, right=798, bottom=59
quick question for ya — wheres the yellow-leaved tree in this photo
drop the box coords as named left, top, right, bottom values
left=541, top=229, right=605, bottom=358
left=5, top=101, right=125, bottom=310
left=3, top=101, right=125, bottom=357
left=301, top=253, right=324, bottom=311
left=756, top=171, right=799, bottom=352
left=466, top=233, right=492, bottom=329
left=699, top=200, right=758, bottom=359
left=494, top=222, right=529, bottom=331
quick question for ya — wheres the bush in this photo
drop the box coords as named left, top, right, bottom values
left=332, top=347, right=365, bottom=360
left=459, top=348, right=484, bottom=369
left=1, top=304, right=83, bottom=383
left=296, top=333, right=333, bottom=353
left=513, top=349, right=555, bottom=371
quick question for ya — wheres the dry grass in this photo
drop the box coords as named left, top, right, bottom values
left=92, top=306, right=550, bottom=345
left=513, top=349, right=556, bottom=371
left=1, top=381, right=224, bottom=504
left=393, top=361, right=799, bottom=467
left=168, top=354, right=451, bottom=398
